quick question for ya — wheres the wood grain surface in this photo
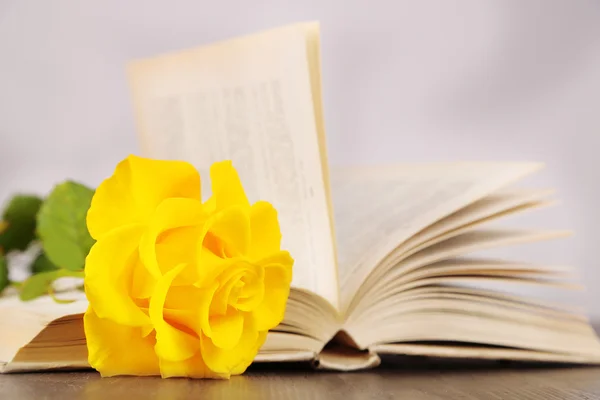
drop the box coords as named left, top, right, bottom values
left=3, top=357, right=600, bottom=399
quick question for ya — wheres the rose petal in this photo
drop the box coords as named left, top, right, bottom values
left=195, top=247, right=231, bottom=288
left=156, top=226, right=204, bottom=285
left=198, top=281, right=220, bottom=337
left=159, top=351, right=227, bottom=379
left=209, top=269, right=245, bottom=316
left=139, top=198, right=205, bottom=279
left=205, top=206, right=250, bottom=257
left=251, top=251, right=294, bottom=331
left=164, top=285, right=203, bottom=310
left=207, top=160, right=249, bottom=212
left=205, top=260, right=262, bottom=314
left=149, top=264, right=199, bottom=362
left=162, top=308, right=201, bottom=336
left=229, top=331, right=267, bottom=376
left=233, top=265, right=265, bottom=312
left=130, top=258, right=155, bottom=299
left=208, top=307, right=244, bottom=349
left=84, top=224, right=150, bottom=327
left=84, top=307, right=159, bottom=377
left=200, top=316, right=265, bottom=375
left=87, top=155, right=201, bottom=240
left=162, top=285, right=205, bottom=335
left=248, top=201, right=281, bottom=260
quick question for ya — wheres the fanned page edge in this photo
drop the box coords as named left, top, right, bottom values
left=336, top=161, right=545, bottom=312
left=332, top=162, right=600, bottom=363
left=343, top=189, right=560, bottom=321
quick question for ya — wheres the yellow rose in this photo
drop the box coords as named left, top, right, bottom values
left=83, top=155, right=293, bottom=379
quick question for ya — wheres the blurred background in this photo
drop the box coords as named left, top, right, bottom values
left=1, top=1, right=599, bottom=315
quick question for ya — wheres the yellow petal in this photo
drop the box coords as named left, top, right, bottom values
left=208, top=307, right=244, bottom=350
left=141, top=324, right=154, bottom=337
left=87, top=155, right=201, bottom=240
left=209, top=268, right=245, bottom=316
left=207, top=160, right=249, bottom=212
left=251, top=251, right=294, bottom=331
left=149, top=264, right=199, bottom=362
left=162, top=309, right=200, bottom=336
left=159, top=351, right=228, bottom=379
left=130, top=258, right=155, bottom=300
left=195, top=246, right=232, bottom=288
left=205, top=206, right=250, bottom=257
left=229, top=331, right=267, bottom=376
left=164, top=284, right=204, bottom=310
left=162, top=285, right=206, bottom=335
left=257, top=250, right=293, bottom=283
left=204, top=259, right=262, bottom=315
left=156, top=225, right=204, bottom=284
left=248, top=201, right=282, bottom=260
left=203, top=195, right=217, bottom=215
left=84, top=224, right=150, bottom=327
left=139, top=197, right=205, bottom=279
left=84, top=307, right=159, bottom=377
left=200, top=316, right=263, bottom=375
left=198, top=281, right=220, bottom=337
left=233, top=264, right=265, bottom=312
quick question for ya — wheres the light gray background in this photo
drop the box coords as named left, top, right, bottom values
left=1, top=1, right=599, bottom=315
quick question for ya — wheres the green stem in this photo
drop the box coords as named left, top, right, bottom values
left=48, top=287, right=77, bottom=304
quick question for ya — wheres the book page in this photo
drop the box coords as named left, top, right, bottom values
left=345, top=228, right=570, bottom=327
left=0, top=288, right=332, bottom=372
left=397, top=188, right=555, bottom=256
left=345, top=192, right=556, bottom=315
left=363, top=302, right=600, bottom=359
left=0, top=292, right=87, bottom=365
left=331, top=162, right=542, bottom=310
left=126, top=23, right=339, bottom=309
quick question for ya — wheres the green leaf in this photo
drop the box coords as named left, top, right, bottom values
left=0, top=253, right=8, bottom=293
left=19, top=270, right=61, bottom=301
left=19, top=269, right=84, bottom=301
left=32, top=251, right=60, bottom=274
left=37, top=181, right=95, bottom=271
left=0, top=195, right=43, bottom=252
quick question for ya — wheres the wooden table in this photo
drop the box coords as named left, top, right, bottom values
left=2, top=357, right=600, bottom=399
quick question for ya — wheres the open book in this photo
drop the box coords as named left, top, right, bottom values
left=2, top=22, right=600, bottom=373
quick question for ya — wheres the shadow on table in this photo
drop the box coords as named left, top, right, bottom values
left=3, top=357, right=600, bottom=400
left=251, top=353, right=596, bottom=373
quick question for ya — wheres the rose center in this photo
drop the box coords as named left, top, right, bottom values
left=210, top=262, right=264, bottom=316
